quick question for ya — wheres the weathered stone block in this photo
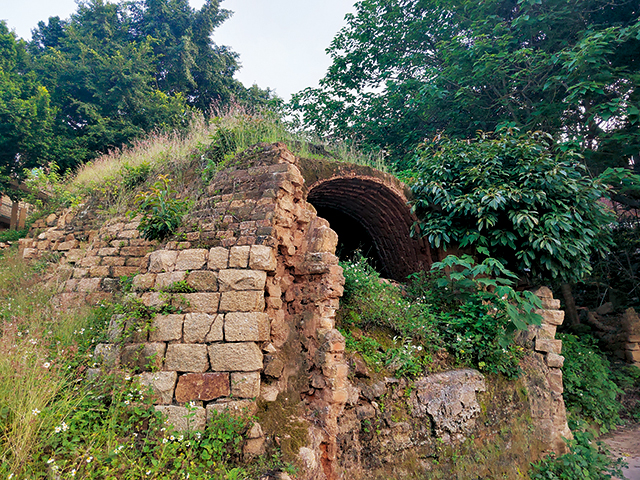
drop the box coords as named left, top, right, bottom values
left=77, top=278, right=102, bottom=293
left=155, top=271, right=187, bottom=291
left=545, top=353, right=565, bottom=368
left=539, top=309, right=565, bottom=326
left=626, top=349, right=640, bottom=362
left=176, top=249, right=208, bottom=271
left=89, top=266, right=111, bottom=278
left=98, top=247, right=119, bottom=256
left=66, top=249, right=84, bottom=263
left=535, top=338, right=563, bottom=354
left=218, top=270, right=267, bottom=292
left=177, top=293, right=220, bottom=313
left=165, top=344, right=209, bottom=372
left=229, top=246, right=250, bottom=268
left=184, top=313, right=224, bottom=343
left=208, top=343, right=263, bottom=371
left=231, top=371, right=261, bottom=398
left=94, top=343, right=121, bottom=367
left=80, top=256, right=101, bottom=268
left=57, top=240, right=79, bottom=251
left=224, top=312, right=270, bottom=342
left=249, top=245, right=276, bottom=271
left=148, top=250, right=178, bottom=273
left=133, top=273, right=156, bottom=291
left=206, top=400, right=257, bottom=419
left=136, top=371, right=177, bottom=404
left=155, top=405, right=206, bottom=431
left=175, top=373, right=230, bottom=402
left=102, top=256, right=126, bottom=266
left=208, top=247, right=229, bottom=270
left=120, top=246, right=149, bottom=257
left=548, top=369, right=564, bottom=394
left=121, top=343, right=166, bottom=371
left=141, top=292, right=165, bottom=308
left=219, top=291, right=265, bottom=313
left=186, top=271, right=218, bottom=291
left=263, top=355, right=285, bottom=378
left=149, top=314, right=184, bottom=342
left=113, top=266, right=139, bottom=277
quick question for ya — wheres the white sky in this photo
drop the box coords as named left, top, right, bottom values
left=0, top=0, right=355, bottom=100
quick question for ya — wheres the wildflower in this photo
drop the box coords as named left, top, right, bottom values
left=124, top=400, right=130, bottom=405
left=87, top=456, right=93, bottom=463
left=146, top=471, right=152, bottom=475
left=32, top=408, right=40, bottom=416
left=162, top=438, right=168, bottom=444
left=124, top=375, right=131, bottom=381
left=47, top=458, right=55, bottom=464
left=43, top=362, right=51, bottom=369
left=71, top=469, right=76, bottom=477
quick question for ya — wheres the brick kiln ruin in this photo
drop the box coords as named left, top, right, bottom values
left=19, top=143, right=573, bottom=479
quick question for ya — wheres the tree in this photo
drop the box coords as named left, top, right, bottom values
left=291, top=0, right=640, bottom=171
left=410, top=128, right=614, bottom=284
left=0, top=22, right=54, bottom=197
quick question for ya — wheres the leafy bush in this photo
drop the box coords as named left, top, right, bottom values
left=132, top=175, right=189, bottom=241
left=560, top=334, right=622, bottom=431
left=529, top=421, right=626, bottom=480
left=410, top=128, right=614, bottom=284
left=338, top=254, right=541, bottom=378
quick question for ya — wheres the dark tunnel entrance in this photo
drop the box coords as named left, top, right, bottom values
left=314, top=205, right=385, bottom=275
left=306, top=176, right=433, bottom=281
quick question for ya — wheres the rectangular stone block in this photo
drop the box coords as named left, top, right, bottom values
left=155, top=271, right=187, bottom=290
left=218, top=269, right=267, bottom=292
left=80, top=256, right=101, bottom=268
left=102, top=256, right=126, bottom=266
left=94, top=343, right=121, bottom=367
left=136, top=371, right=177, bottom=404
left=176, top=249, right=209, bottom=271
left=627, top=349, right=640, bottom=362
left=155, top=405, right=206, bottom=431
left=208, top=343, right=263, bottom=371
left=113, top=266, right=139, bottom=277
left=98, top=247, right=119, bottom=256
left=165, top=344, right=209, bottom=372
left=148, top=250, right=178, bottom=273
left=219, top=291, right=265, bottom=313
left=175, top=372, right=230, bottom=402
left=77, top=277, right=102, bottom=293
left=57, top=240, right=79, bottom=251
left=225, top=312, right=270, bottom=342
left=89, top=266, right=111, bottom=278
left=545, top=353, right=565, bottom=368
left=249, top=245, right=277, bottom=271
left=208, top=247, right=229, bottom=270
left=206, top=399, right=258, bottom=419
left=548, top=369, right=564, bottom=394
left=184, top=313, right=224, bottom=343
left=177, top=293, right=220, bottom=313
left=231, top=371, right=261, bottom=398
left=229, top=246, right=250, bottom=268
left=133, top=273, right=156, bottom=291
left=121, top=343, right=166, bottom=372
left=120, top=246, right=149, bottom=257
left=186, top=271, right=218, bottom=291
left=538, top=309, right=565, bottom=326
left=149, top=314, right=184, bottom=342
left=535, top=338, right=563, bottom=354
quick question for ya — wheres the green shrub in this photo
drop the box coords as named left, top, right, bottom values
left=529, top=421, right=626, bottom=479
left=560, top=334, right=622, bottom=431
left=132, top=175, right=189, bottom=241
left=410, top=128, right=614, bottom=284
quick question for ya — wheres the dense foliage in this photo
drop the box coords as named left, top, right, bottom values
left=291, top=0, right=640, bottom=171
left=530, top=421, right=626, bottom=480
left=410, top=129, right=614, bottom=284
left=560, top=333, right=623, bottom=431
left=338, top=254, right=541, bottom=379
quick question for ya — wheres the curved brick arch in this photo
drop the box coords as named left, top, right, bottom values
left=301, top=159, right=435, bottom=280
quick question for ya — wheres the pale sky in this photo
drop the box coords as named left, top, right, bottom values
left=0, top=0, right=355, bottom=100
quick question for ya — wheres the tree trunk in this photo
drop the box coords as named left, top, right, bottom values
left=561, top=283, right=579, bottom=326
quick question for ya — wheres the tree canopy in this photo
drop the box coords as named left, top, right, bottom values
left=291, top=0, right=640, bottom=171
left=0, top=0, right=274, bottom=194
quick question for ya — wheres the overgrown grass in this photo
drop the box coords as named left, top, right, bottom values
left=26, top=106, right=386, bottom=226
left=0, top=249, right=289, bottom=479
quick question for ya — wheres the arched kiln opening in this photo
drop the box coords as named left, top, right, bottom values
left=306, top=177, right=431, bottom=281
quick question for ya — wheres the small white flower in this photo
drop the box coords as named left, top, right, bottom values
left=47, top=458, right=55, bottom=464
left=32, top=408, right=40, bottom=416
left=124, top=375, right=131, bottom=381
left=71, top=469, right=76, bottom=477
left=124, top=400, right=130, bottom=405
left=162, top=438, right=168, bottom=444
left=86, top=456, right=93, bottom=463
left=43, top=362, right=51, bottom=369
left=54, top=426, right=61, bottom=433
left=146, top=471, right=152, bottom=475
left=61, top=422, right=69, bottom=431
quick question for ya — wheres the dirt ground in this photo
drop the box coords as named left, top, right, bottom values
left=602, top=424, right=640, bottom=480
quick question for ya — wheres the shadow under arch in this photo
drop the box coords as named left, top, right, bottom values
left=303, top=167, right=435, bottom=281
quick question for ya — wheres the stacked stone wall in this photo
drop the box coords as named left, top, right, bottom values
left=18, top=142, right=571, bottom=480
